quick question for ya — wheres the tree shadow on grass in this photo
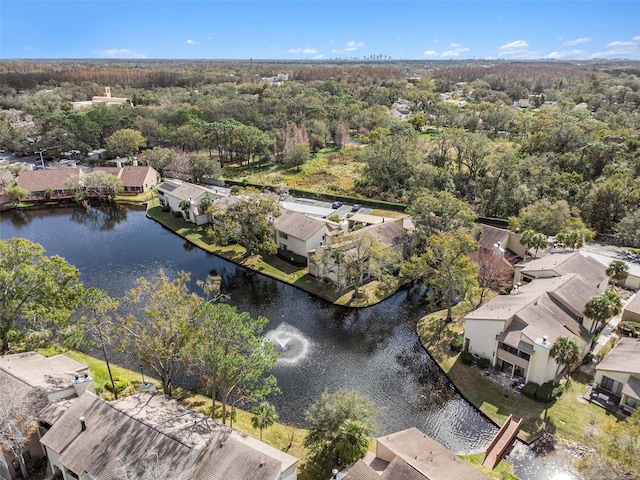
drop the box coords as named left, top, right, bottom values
left=447, top=356, right=553, bottom=441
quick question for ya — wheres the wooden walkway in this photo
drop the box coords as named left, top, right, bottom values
left=482, top=414, right=523, bottom=470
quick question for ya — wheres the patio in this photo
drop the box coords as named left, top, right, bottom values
left=583, top=384, right=631, bottom=416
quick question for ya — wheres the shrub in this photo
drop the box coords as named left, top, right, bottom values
left=104, top=376, right=129, bottom=393
left=552, top=383, right=565, bottom=398
left=522, top=382, right=539, bottom=399
left=450, top=334, right=464, bottom=353
left=536, top=381, right=555, bottom=402
left=461, top=351, right=474, bottom=365
left=582, top=353, right=594, bottom=365
left=477, top=357, right=491, bottom=369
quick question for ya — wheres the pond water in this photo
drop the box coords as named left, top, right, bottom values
left=0, top=204, right=580, bottom=479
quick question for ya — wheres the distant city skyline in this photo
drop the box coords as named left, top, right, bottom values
left=2, top=1, right=640, bottom=61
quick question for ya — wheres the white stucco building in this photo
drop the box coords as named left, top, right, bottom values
left=464, top=252, right=608, bottom=385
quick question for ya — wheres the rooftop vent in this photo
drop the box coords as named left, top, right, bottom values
left=80, top=416, right=86, bottom=431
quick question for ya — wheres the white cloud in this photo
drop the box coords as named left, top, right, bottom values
left=288, top=47, right=318, bottom=55
left=441, top=47, right=470, bottom=58
left=333, top=40, right=365, bottom=54
left=607, top=41, right=635, bottom=47
left=634, top=36, right=640, bottom=41
left=94, top=49, right=148, bottom=59
left=563, top=37, right=591, bottom=47
left=545, top=49, right=586, bottom=59
left=422, top=50, right=439, bottom=56
left=207, top=36, right=214, bottom=41
left=346, top=40, right=364, bottom=49
left=498, top=40, right=529, bottom=51
left=184, top=39, right=199, bottom=45
left=313, top=54, right=324, bottom=60
left=449, top=43, right=461, bottom=47
left=497, top=40, right=536, bottom=58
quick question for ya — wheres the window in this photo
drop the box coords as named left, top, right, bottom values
left=625, top=396, right=640, bottom=410
left=279, top=231, right=288, bottom=239
left=600, top=376, right=623, bottom=395
left=498, top=342, right=530, bottom=361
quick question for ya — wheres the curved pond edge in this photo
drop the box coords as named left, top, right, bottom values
left=144, top=202, right=403, bottom=308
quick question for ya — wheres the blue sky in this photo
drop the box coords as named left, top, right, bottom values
left=2, top=1, right=640, bottom=60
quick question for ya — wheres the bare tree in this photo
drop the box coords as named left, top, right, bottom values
left=0, top=386, right=48, bottom=479
left=115, top=450, right=189, bottom=480
left=470, top=250, right=513, bottom=306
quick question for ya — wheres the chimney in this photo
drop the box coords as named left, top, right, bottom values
left=332, top=469, right=339, bottom=479
left=80, top=416, right=86, bottom=431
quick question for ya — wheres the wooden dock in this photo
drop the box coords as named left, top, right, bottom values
left=482, top=414, right=523, bottom=469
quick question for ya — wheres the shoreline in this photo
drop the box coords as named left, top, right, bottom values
left=144, top=200, right=402, bottom=308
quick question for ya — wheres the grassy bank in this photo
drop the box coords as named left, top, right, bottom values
left=417, top=300, right=616, bottom=445
left=37, top=345, right=309, bottom=461
left=146, top=203, right=395, bottom=307
left=37, top=345, right=513, bottom=480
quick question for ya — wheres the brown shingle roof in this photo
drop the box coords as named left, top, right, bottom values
left=16, top=168, right=80, bottom=192
left=94, top=166, right=159, bottom=188
left=274, top=210, right=325, bottom=241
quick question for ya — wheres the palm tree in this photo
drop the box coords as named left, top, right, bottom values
left=199, top=196, right=213, bottom=223
left=333, top=419, right=370, bottom=466
left=567, top=230, right=584, bottom=250
left=251, top=402, right=278, bottom=441
left=530, top=232, right=548, bottom=258
left=584, top=290, right=622, bottom=333
left=519, top=230, right=535, bottom=259
left=606, top=260, right=629, bottom=289
left=550, top=336, right=580, bottom=381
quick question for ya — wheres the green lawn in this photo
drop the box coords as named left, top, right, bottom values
left=146, top=205, right=398, bottom=307
left=37, top=344, right=507, bottom=479
left=220, top=146, right=364, bottom=196
left=417, top=302, right=617, bottom=445
left=37, top=345, right=309, bottom=461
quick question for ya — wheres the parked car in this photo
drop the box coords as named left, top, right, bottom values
left=332, top=201, right=343, bottom=209
left=352, top=204, right=361, bottom=212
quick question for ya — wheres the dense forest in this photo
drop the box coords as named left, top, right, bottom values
left=1, top=59, right=639, bottom=245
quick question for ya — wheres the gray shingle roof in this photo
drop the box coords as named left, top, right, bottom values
left=40, top=392, right=194, bottom=480
left=518, top=252, right=607, bottom=289
left=0, top=352, right=88, bottom=391
left=597, top=337, right=640, bottom=374
left=40, top=391, right=298, bottom=480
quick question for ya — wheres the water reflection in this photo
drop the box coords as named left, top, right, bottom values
left=3, top=208, right=33, bottom=228
left=69, top=203, right=130, bottom=230
left=0, top=206, right=577, bottom=479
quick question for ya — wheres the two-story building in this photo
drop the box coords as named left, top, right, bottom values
left=464, top=253, right=607, bottom=385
